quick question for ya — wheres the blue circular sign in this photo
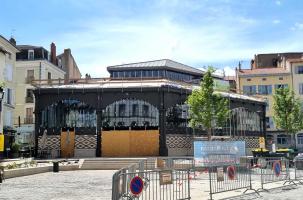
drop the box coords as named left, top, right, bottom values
left=273, top=161, right=281, bottom=177
left=130, top=176, right=144, bottom=195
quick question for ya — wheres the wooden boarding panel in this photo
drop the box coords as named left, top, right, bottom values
left=102, top=130, right=159, bottom=157
left=102, top=130, right=130, bottom=157
left=61, top=131, right=75, bottom=158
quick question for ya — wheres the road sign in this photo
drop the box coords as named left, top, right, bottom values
left=0, top=135, right=4, bottom=152
left=273, top=161, right=281, bottom=177
left=227, top=166, right=236, bottom=180
left=130, top=176, right=144, bottom=196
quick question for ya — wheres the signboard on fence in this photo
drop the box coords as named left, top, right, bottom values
left=194, top=141, right=246, bottom=166
left=217, top=167, right=224, bottom=182
left=160, top=170, right=173, bottom=185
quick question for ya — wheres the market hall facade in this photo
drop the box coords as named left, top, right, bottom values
left=34, top=59, right=266, bottom=158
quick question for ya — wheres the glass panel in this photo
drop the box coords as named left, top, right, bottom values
left=243, top=85, right=256, bottom=95
left=297, top=66, right=303, bottom=74
left=258, top=85, right=272, bottom=95
left=40, top=100, right=96, bottom=128
left=101, top=99, right=159, bottom=129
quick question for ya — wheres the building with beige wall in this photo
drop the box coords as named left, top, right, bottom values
left=14, top=43, right=65, bottom=140
left=236, top=53, right=303, bottom=150
left=57, top=48, right=81, bottom=81
left=0, top=36, right=19, bottom=135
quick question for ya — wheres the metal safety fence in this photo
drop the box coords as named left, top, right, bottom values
left=207, top=162, right=257, bottom=200
left=294, top=159, right=303, bottom=184
left=112, top=169, right=191, bottom=200
left=112, top=156, right=301, bottom=200
left=161, top=158, right=195, bottom=170
left=112, top=160, right=149, bottom=199
left=249, top=157, right=294, bottom=191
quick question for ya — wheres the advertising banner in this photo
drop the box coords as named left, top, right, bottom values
left=194, top=141, right=246, bottom=166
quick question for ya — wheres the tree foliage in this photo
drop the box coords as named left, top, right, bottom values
left=186, top=67, right=230, bottom=140
left=273, top=87, right=303, bottom=135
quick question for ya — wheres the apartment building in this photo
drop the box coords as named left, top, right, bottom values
left=14, top=41, right=65, bottom=139
left=236, top=53, right=303, bottom=149
left=0, top=36, right=19, bottom=134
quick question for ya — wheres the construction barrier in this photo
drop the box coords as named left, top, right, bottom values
left=249, top=157, right=293, bottom=191
left=208, top=162, right=256, bottom=200
left=294, top=159, right=303, bottom=184
left=112, top=168, right=191, bottom=200
left=163, top=157, right=195, bottom=170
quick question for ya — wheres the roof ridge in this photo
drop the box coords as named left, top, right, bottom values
left=108, top=59, right=168, bottom=68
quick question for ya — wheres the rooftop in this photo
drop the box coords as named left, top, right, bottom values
left=286, top=58, right=303, bottom=63
left=238, top=67, right=290, bottom=76
left=32, top=78, right=265, bottom=103
left=0, top=35, right=19, bottom=52
left=17, top=45, right=44, bottom=50
left=107, top=59, right=204, bottom=76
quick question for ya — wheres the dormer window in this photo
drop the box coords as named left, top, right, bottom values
left=58, top=58, right=62, bottom=68
left=28, top=50, right=34, bottom=60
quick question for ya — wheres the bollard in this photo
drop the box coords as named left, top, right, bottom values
left=53, top=162, right=59, bottom=172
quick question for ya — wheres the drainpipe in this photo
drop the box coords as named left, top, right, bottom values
left=290, top=62, right=296, bottom=148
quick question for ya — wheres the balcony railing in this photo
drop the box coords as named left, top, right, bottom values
left=25, top=96, right=34, bottom=103
left=24, top=117, right=34, bottom=124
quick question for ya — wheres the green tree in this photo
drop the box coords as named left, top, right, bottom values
left=273, top=87, right=303, bottom=146
left=186, top=67, right=230, bottom=140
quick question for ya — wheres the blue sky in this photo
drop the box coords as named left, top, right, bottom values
left=1, top=0, right=303, bottom=77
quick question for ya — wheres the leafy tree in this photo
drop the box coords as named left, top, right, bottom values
left=273, top=87, right=303, bottom=146
left=186, top=67, right=230, bottom=140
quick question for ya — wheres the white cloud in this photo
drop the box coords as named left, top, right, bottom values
left=291, top=22, right=303, bottom=31
left=276, top=0, right=281, bottom=5
left=273, top=19, right=280, bottom=24
left=55, top=14, right=260, bottom=77
left=51, top=1, right=302, bottom=78
left=223, top=66, right=236, bottom=76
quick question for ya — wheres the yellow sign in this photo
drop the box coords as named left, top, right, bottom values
left=259, top=137, right=265, bottom=149
left=0, top=134, right=4, bottom=152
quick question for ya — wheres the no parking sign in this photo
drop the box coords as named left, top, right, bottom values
left=227, top=166, right=236, bottom=180
left=130, top=176, right=144, bottom=196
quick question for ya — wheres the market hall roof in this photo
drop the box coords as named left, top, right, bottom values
left=33, top=78, right=265, bottom=104
left=107, top=59, right=204, bottom=76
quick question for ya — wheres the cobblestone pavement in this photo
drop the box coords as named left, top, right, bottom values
left=0, top=170, right=115, bottom=200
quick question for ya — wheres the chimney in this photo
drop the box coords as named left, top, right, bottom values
left=50, top=42, right=57, bottom=65
left=250, top=59, right=254, bottom=69
left=9, top=37, right=16, bottom=46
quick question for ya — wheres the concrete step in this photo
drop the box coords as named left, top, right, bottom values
left=80, top=158, right=156, bottom=170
